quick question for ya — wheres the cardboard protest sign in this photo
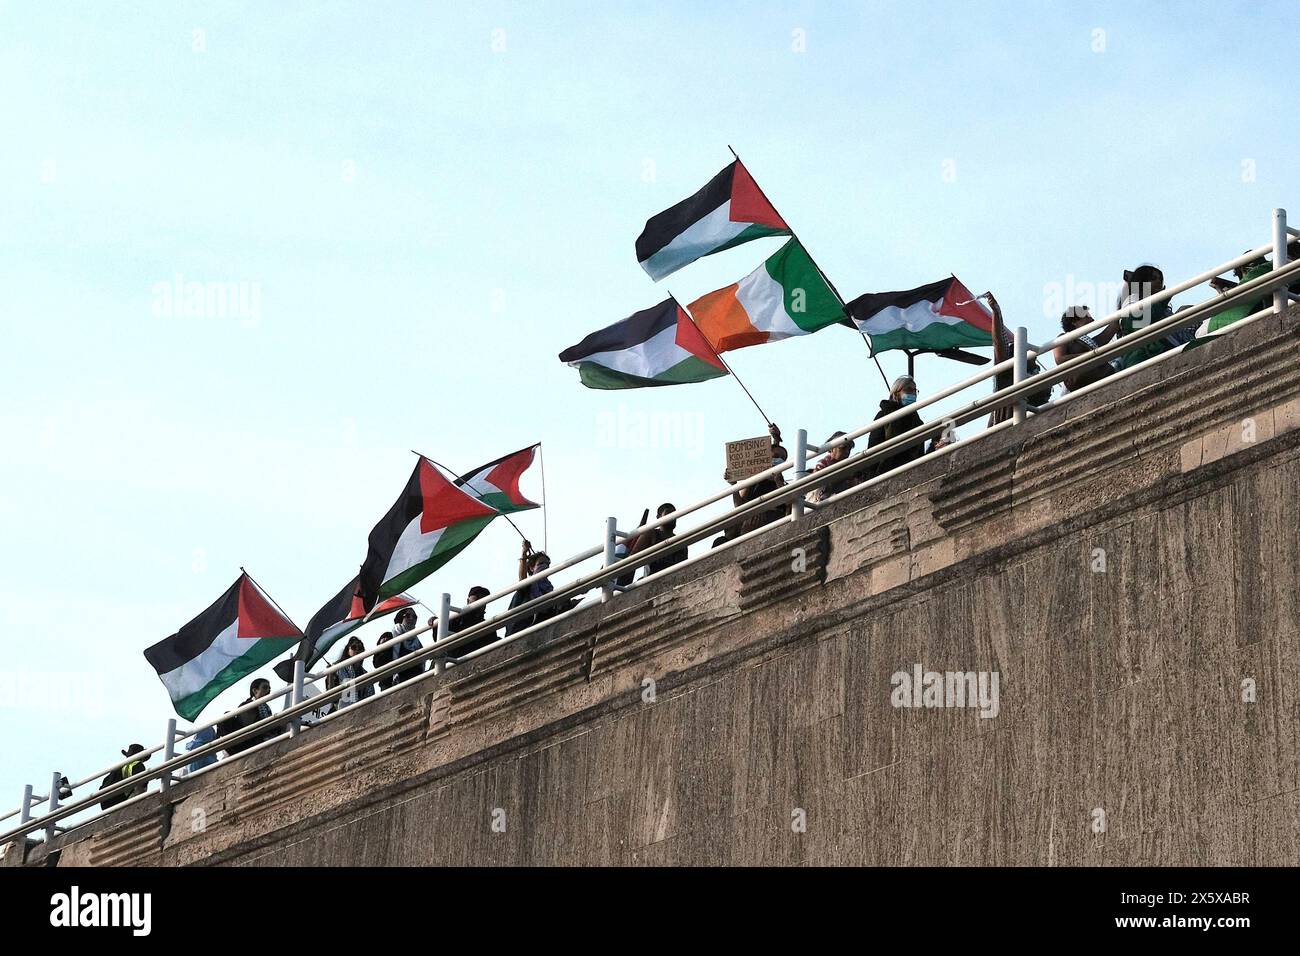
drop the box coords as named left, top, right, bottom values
left=725, top=436, right=773, bottom=482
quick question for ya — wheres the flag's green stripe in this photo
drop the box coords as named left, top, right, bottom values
left=378, top=515, right=496, bottom=602
left=477, top=491, right=540, bottom=514
left=709, top=223, right=789, bottom=257
left=576, top=355, right=727, bottom=390
left=172, top=637, right=299, bottom=721
left=869, top=322, right=992, bottom=355
left=770, top=241, right=845, bottom=333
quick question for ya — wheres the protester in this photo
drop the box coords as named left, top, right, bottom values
left=506, top=540, right=558, bottom=635
left=217, top=678, right=275, bottom=756
left=372, top=630, right=397, bottom=685
left=1203, top=252, right=1275, bottom=338
left=613, top=509, right=648, bottom=588
left=714, top=423, right=790, bottom=546
left=867, top=376, right=928, bottom=476
left=1113, top=264, right=1193, bottom=368
left=808, top=431, right=855, bottom=503
left=1052, top=305, right=1118, bottom=393
left=388, top=607, right=426, bottom=685
left=327, top=636, right=375, bottom=708
left=984, top=292, right=1054, bottom=425
left=184, top=725, right=218, bottom=775
left=447, top=585, right=498, bottom=657
left=625, top=502, right=688, bottom=577
left=97, top=744, right=149, bottom=810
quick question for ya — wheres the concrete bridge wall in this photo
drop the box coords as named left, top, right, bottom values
left=11, top=307, right=1300, bottom=866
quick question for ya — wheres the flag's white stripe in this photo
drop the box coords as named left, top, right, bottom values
left=568, top=321, right=691, bottom=378
left=385, top=514, right=446, bottom=582
left=462, top=471, right=505, bottom=501
left=642, top=201, right=748, bottom=280
left=854, top=298, right=963, bottom=335
left=158, top=617, right=244, bottom=699
left=734, top=262, right=803, bottom=339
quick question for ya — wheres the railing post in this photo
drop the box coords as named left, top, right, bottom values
left=161, top=718, right=177, bottom=792
left=1013, top=326, right=1028, bottom=424
left=1274, top=208, right=1289, bottom=316
left=602, top=516, right=617, bottom=602
left=45, top=772, right=60, bottom=841
left=19, top=784, right=33, bottom=826
left=434, top=592, right=451, bottom=675
left=289, top=659, right=305, bottom=738
left=792, top=428, right=809, bottom=518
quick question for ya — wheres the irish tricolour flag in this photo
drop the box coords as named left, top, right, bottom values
left=687, top=239, right=845, bottom=354
left=144, top=573, right=302, bottom=720
left=846, top=277, right=994, bottom=355
left=559, top=298, right=728, bottom=389
left=359, top=449, right=539, bottom=610
left=636, top=160, right=790, bottom=281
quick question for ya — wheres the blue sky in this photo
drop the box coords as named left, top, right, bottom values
left=1, top=0, right=1296, bottom=817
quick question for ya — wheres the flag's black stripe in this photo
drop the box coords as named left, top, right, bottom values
left=274, top=575, right=358, bottom=681
left=305, top=576, right=356, bottom=649
left=358, top=462, right=425, bottom=610
left=558, top=298, right=679, bottom=362
left=846, top=277, right=956, bottom=322
left=634, top=162, right=736, bottom=262
left=143, top=576, right=241, bottom=675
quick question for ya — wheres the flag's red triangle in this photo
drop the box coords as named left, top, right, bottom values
left=418, top=458, right=498, bottom=534
left=482, top=447, right=539, bottom=508
left=674, top=306, right=727, bottom=370
left=937, top=277, right=994, bottom=334
left=728, top=160, right=788, bottom=231
left=236, top=574, right=301, bottom=640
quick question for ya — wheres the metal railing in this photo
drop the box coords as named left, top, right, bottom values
left=3, top=208, right=1298, bottom=848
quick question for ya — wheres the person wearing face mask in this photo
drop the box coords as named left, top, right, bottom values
left=867, top=376, right=926, bottom=478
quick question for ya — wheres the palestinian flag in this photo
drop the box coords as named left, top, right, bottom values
left=455, top=444, right=543, bottom=513
left=846, top=277, right=993, bottom=355
left=636, top=160, right=790, bottom=281
left=559, top=297, right=728, bottom=389
left=687, top=239, right=844, bottom=354
left=144, top=573, right=302, bottom=721
left=272, top=578, right=416, bottom=682
left=358, top=457, right=501, bottom=611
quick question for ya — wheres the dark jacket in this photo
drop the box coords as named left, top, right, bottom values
left=713, top=476, right=789, bottom=548
left=98, top=759, right=147, bottom=811
left=389, top=634, right=425, bottom=685
left=867, top=400, right=925, bottom=477
left=505, top=577, right=556, bottom=636
left=217, top=698, right=274, bottom=755
left=629, top=525, right=688, bottom=577
left=449, top=606, right=498, bottom=657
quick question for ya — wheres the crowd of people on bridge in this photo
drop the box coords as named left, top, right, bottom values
left=91, top=254, right=1293, bottom=808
